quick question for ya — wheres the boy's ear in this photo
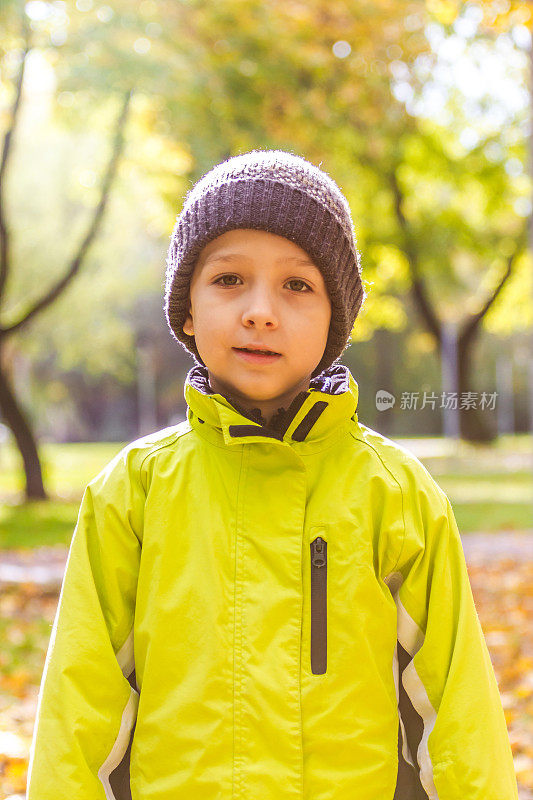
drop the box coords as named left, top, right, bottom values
left=182, top=302, right=194, bottom=337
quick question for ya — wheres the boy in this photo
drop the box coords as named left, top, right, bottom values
left=26, top=149, right=518, bottom=799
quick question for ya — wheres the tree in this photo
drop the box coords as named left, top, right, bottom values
left=343, top=2, right=530, bottom=439
left=2, top=0, right=528, bottom=501
left=0, top=10, right=132, bottom=499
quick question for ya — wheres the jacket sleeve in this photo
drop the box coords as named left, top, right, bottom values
left=388, top=471, right=518, bottom=800
left=26, top=446, right=145, bottom=800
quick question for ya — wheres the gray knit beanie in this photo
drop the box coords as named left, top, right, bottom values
left=164, top=149, right=366, bottom=377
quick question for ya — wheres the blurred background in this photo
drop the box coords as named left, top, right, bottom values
left=0, top=0, right=532, bottom=797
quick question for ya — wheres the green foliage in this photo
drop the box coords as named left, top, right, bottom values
left=0, top=0, right=529, bottom=423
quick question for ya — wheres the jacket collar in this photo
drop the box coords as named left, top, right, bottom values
left=184, top=362, right=359, bottom=448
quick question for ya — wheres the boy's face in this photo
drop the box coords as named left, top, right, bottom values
left=183, top=228, right=332, bottom=422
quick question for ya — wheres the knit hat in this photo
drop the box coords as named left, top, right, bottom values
left=164, top=149, right=366, bottom=377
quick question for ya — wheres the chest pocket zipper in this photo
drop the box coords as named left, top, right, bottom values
left=310, top=536, right=327, bottom=675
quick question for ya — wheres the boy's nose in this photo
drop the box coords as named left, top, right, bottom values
left=241, top=290, right=279, bottom=328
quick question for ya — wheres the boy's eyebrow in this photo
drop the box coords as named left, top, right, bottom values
left=204, top=253, right=316, bottom=267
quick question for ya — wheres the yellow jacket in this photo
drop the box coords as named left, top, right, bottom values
left=27, top=363, right=518, bottom=799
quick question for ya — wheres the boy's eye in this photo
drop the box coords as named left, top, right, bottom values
left=286, top=278, right=311, bottom=292
left=213, top=274, right=311, bottom=292
left=215, top=274, right=241, bottom=286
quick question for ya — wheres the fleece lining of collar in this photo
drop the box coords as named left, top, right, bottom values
left=188, top=362, right=350, bottom=428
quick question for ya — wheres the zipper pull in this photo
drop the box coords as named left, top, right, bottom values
left=311, top=536, right=326, bottom=567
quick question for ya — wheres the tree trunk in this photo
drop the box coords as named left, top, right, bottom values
left=457, top=334, right=495, bottom=443
left=0, top=342, right=47, bottom=499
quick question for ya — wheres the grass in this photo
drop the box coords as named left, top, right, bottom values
left=0, top=441, right=124, bottom=501
left=0, top=500, right=81, bottom=549
left=0, top=435, right=531, bottom=549
left=0, top=441, right=126, bottom=549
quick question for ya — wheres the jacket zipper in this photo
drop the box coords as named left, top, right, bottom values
left=310, top=536, right=327, bottom=675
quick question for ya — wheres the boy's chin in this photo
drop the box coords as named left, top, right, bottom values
left=207, top=370, right=298, bottom=401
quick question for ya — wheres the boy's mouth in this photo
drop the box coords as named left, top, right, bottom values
left=233, top=346, right=282, bottom=361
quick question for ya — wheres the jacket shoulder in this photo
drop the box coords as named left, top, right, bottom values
left=123, top=419, right=193, bottom=458
left=351, top=423, right=448, bottom=508
left=88, top=420, right=192, bottom=492
left=352, top=424, right=455, bottom=577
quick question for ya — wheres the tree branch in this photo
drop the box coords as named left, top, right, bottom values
left=388, top=169, right=442, bottom=343
left=0, top=17, right=32, bottom=303
left=0, top=88, right=133, bottom=338
left=459, top=245, right=523, bottom=346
